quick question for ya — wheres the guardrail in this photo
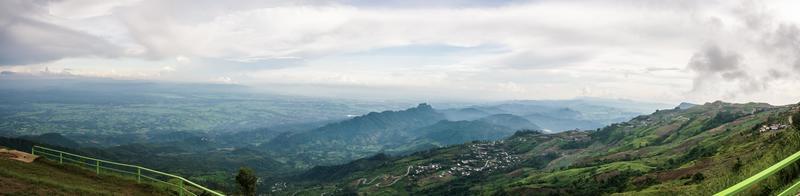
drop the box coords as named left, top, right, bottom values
left=715, top=150, right=800, bottom=196
left=31, top=145, right=224, bottom=196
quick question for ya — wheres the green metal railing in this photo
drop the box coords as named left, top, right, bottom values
left=715, top=150, right=800, bottom=196
left=31, top=145, right=224, bottom=196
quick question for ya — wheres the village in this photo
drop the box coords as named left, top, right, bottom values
left=410, top=140, right=521, bottom=179
left=758, top=123, right=789, bottom=133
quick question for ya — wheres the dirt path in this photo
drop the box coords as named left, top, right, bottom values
left=353, top=166, right=413, bottom=188
left=0, top=149, right=37, bottom=163
left=377, top=166, right=412, bottom=187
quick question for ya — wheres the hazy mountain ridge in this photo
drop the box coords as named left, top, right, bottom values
left=438, top=98, right=670, bottom=132
left=476, top=114, right=541, bottom=131
left=412, top=120, right=516, bottom=146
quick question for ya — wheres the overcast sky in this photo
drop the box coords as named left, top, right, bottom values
left=3, top=0, right=800, bottom=104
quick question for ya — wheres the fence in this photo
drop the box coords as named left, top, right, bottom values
left=715, top=150, right=800, bottom=196
left=31, top=145, right=224, bottom=196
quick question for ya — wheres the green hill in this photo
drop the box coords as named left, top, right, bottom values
left=280, top=101, right=800, bottom=195
left=261, top=103, right=447, bottom=165
left=0, top=149, right=171, bottom=195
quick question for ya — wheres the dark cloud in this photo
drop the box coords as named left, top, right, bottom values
left=0, top=0, right=121, bottom=66
left=687, top=1, right=800, bottom=98
left=687, top=44, right=764, bottom=94
left=687, top=45, right=741, bottom=74
left=731, top=1, right=800, bottom=72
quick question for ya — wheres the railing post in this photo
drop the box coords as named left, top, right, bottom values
left=179, top=179, right=184, bottom=196
left=96, top=160, right=100, bottom=174
left=31, top=147, right=35, bottom=155
left=137, top=168, right=141, bottom=183
left=59, top=152, right=63, bottom=164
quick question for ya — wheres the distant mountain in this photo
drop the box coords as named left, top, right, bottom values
left=477, top=114, right=541, bottom=131
left=676, top=102, right=698, bottom=110
left=533, top=107, right=582, bottom=119
left=261, top=103, right=447, bottom=165
left=413, top=120, right=516, bottom=146
left=522, top=113, right=604, bottom=132
left=439, top=108, right=491, bottom=121
left=436, top=98, right=673, bottom=132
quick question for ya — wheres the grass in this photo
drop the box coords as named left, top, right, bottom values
left=0, top=157, right=173, bottom=195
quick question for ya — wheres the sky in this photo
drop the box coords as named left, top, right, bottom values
left=3, top=0, right=800, bottom=104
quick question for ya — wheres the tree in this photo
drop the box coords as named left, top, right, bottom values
left=732, top=158, right=743, bottom=173
left=793, top=112, right=800, bottom=131
left=236, top=167, right=257, bottom=196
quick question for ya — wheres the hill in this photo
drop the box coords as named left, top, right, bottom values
left=477, top=114, right=541, bottom=131
left=280, top=101, right=800, bottom=195
left=0, top=146, right=170, bottom=195
left=261, top=104, right=545, bottom=167
left=261, top=103, right=446, bottom=165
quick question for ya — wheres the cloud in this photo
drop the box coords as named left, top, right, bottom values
left=0, top=0, right=122, bottom=65
left=3, top=0, right=706, bottom=69
left=683, top=0, right=800, bottom=101
left=687, top=45, right=742, bottom=78
left=8, top=0, right=800, bottom=104
left=687, top=44, right=756, bottom=93
left=98, top=0, right=705, bottom=67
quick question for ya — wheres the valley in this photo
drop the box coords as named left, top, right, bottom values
left=4, top=83, right=800, bottom=195
left=0, top=81, right=676, bottom=195
left=5, top=1, right=800, bottom=195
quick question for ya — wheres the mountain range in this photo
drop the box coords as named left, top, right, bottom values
left=278, top=101, right=800, bottom=195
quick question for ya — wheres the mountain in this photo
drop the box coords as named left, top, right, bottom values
left=438, top=98, right=672, bottom=133
left=476, top=114, right=541, bottom=131
left=439, top=108, right=491, bottom=121
left=413, top=120, right=516, bottom=146
left=523, top=113, right=604, bottom=132
left=281, top=101, right=800, bottom=195
left=676, top=102, right=698, bottom=110
left=261, top=103, right=447, bottom=165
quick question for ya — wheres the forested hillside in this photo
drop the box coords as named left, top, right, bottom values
left=281, top=101, right=800, bottom=195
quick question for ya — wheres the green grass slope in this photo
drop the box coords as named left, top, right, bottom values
left=279, top=101, right=800, bottom=195
left=0, top=156, right=171, bottom=195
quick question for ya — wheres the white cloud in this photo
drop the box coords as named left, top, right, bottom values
left=0, top=0, right=122, bottom=65
left=5, top=0, right=800, bottom=104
